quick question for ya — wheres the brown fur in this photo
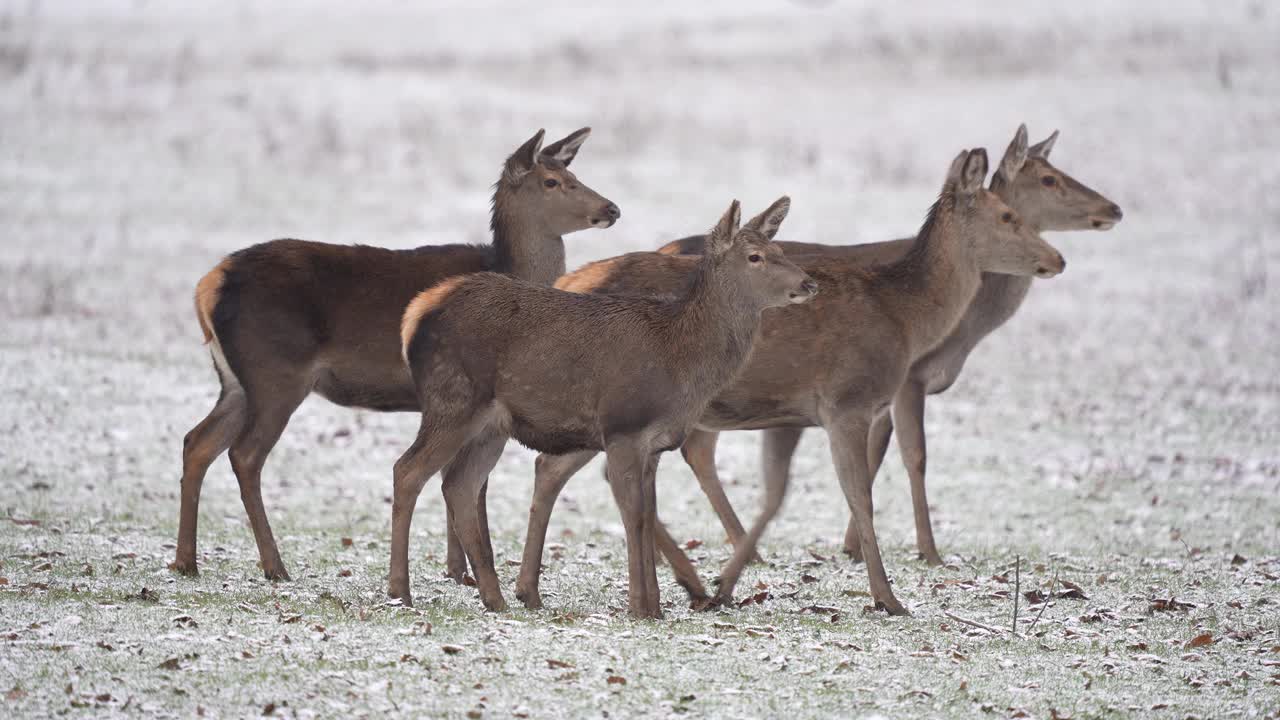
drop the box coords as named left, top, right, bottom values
left=193, top=258, right=230, bottom=344
left=170, top=128, right=618, bottom=582
left=389, top=199, right=815, bottom=618
left=520, top=149, right=1067, bottom=616
left=401, top=276, right=467, bottom=359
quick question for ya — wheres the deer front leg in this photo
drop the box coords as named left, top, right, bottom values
left=826, top=411, right=908, bottom=616
left=843, top=411, right=893, bottom=561
left=680, top=430, right=757, bottom=561
left=708, top=425, right=801, bottom=608
left=604, top=440, right=661, bottom=619
left=516, top=450, right=597, bottom=609
left=892, top=380, right=942, bottom=566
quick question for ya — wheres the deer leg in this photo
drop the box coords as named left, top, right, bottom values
left=679, top=430, right=754, bottom=559
left=443, top=499, right=469, bottom=584
left=604, top=441, right=660, bottom=619
left=640, top=455, right=662, bottom=617
left=844, top=412, right=893, bottom=561
left=225, top=385, right=309, bottom=581
left=441, top=427, right=509, bottom=612
left=172, top=387, right=246, bottom=576
left=892, top=380, right=941, bottom=566
left=389, top=416, right=473, bottom=606
left=826, top=411, right=908, bottom=616
left=516, top=450, right=596, bottom=609
left=653, top=517, right=710, bottom=607
left=709, top=425, right=801, bottom=608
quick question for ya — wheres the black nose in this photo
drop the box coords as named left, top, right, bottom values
left=603, top=203, right=621, bottom=220
left=801, top=278, right=819, bottom=295
left=1109, top=204, right=1123, bottom=220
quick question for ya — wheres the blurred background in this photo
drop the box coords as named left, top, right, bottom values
left=1, top=0, right=1277, bottom=587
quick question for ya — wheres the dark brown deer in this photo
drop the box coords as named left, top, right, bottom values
left=520, top=149, right=1065, bottom=615
left=392, top=198, right=816, bottom=618
left=654, top=126, right=1122, bottom=565
left=172, top=128, right=619, bottom=581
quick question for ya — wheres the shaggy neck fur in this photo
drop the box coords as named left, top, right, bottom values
left=489, top=182, right=566, bottom=287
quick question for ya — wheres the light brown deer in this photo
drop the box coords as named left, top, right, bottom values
left=172, top=128, right=619, bottom=581
left=520, top=148, right=1065, bottom=615
left=392, top=198, right=816, bottom=618
left=655, top=125, right=1122, bottom=565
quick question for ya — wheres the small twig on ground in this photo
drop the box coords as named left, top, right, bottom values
left=1012, top=555, right=1021, bottom=637
left=1026, top=570, right=1059, bottom=636
left=943, top=610, right=1006, bottom=635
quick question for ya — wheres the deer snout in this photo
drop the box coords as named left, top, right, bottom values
left=1089, top=203, right=1123, bottom=230
left=789, top=276, right=819, bottom=303
left=593, top=202, right=621, bottom=228
left=1035, top=251, right=1066, bottom=278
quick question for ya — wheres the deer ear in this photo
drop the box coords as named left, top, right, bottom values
left=505, top=128, right=546, bottom=181
left=958, top=148, right=988, bottom=195
left=541, top=127, right=590, bottom=166
left=706, top=200, right=742, bottom=255
left=1029, top=129, right=1058, bottom=159
left=945, top=150, right=969, bottom=187
left=744, top=196, right=790, bottom=240
left=996, top=124, right=1029, bottom=183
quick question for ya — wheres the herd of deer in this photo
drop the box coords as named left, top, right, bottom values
left=171, top=124, right=1123, bottom=619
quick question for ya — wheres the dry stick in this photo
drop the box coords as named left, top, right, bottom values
left=943, top=610, right=1007, bottom=635
left=1012, top=555, right=1021, bottom=636
left=1026, top=570, right=1060, bottom=636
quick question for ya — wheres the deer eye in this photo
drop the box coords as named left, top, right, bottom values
left=748, top=253, right=763, bottom=264
left=1001, top=212, right=1013, bottom=223
left=1040, top=176, right=1057, bottom=187
left=543, top=178, right=559, bottom=189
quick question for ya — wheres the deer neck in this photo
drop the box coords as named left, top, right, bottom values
left=882, top=200, right=984, bottom=357
left=964, top=181, right=1037, bottom=328
left=671, top=258, right=763, bottom=400
left=490, top=204, right=566, bottom=287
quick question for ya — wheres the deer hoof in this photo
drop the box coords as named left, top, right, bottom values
left=875, top=598, right=910, bottom=617
left=919, top=551, right=944, bottom=567
left=168, top=558, right=199, bottom=577
left=262, top=565, right=291, bottom=582
left=515, top=588, right=543, bottom=610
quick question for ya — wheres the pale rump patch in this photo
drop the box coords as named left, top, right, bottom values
left=554, top=258, right=618, bottom=294
left=400, top=276, right=468, bottom=362
left=194, top=258, right=231, bottom=344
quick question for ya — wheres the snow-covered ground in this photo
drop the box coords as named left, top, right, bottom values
left=2, top=1, right=1278, bottom=717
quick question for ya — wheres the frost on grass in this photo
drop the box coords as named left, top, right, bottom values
left=2, top=1, right=1279, bottom=718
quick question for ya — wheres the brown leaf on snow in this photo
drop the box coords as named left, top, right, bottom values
left=606, top=675, right=626, bottom=686
left=340, top=537, right=353, bottom=547
left=1185, top=633, right=1213, bottom=649
left=1231, top=553, right=1247, bottom=566
left=441, top=644, right=464, bottom=655
left=336, top=569, right=352, bottom=577
left=683, top=539, right=703, bottom=550
left=1149, top=597, right=1195, bottom=613
left=545, top=658, right=574, bottom=670
left=736, top=591, right=770, bottom=608
left=157, top=657, right=182, bottom=670
left=800, top=574, right=818, bottom=584
left=171, top=615, right=198, bottom=629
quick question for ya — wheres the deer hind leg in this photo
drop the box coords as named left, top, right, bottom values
left=172, top=386, right=246, bottom=576
left=654, top=515, right=710, bottom=607
left=516, top=450, right=597, bottom=609
left=680, top=430, right=755, bottom=559
left=709, top=426, right=801, bottom=608
left=440, top=427, right=509, bottom=612
left=388, top=414, right=476, bottom=606
left=225, top=380, right=310, bottom=582
left=844, top=411, right=893, bottom=560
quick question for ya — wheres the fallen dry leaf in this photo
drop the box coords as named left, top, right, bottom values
left=683, top=539, right=703, bottom=550
left=442, top=644, right=464, bottom=655
left=1185, top=633, right=1213, bottom=649
left=341, top=537, right=353, bottom=547
left=546, top=659, right=573, bottom=670
left=606, top=675, right=626, bottom=686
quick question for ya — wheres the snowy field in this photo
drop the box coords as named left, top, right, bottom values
left=2, top=1, right=1279, bottom=717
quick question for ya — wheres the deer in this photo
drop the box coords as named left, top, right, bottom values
left=519, top=148, right=1066, bottom=615
left=171, top=127, right=620, bottom=582
left=391, top=198, right=816, bottom=618
left=651, top=125, right=1123, bottom=566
